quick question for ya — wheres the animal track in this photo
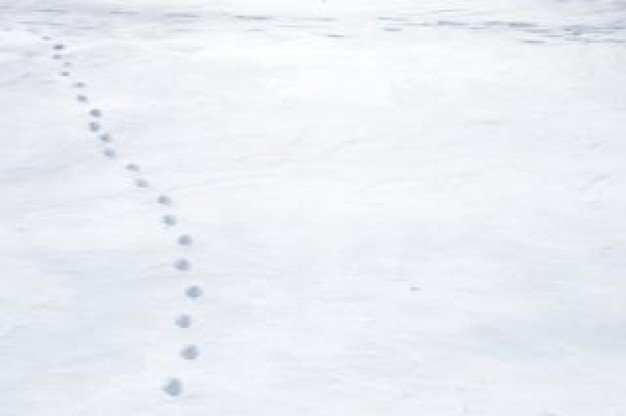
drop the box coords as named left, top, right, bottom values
left=99, top=133, right=112, bottom=143
left=134, top=178, right=149, bottom=188
left=162, top=214, right=177, bottom=226
left=126, top=163, right=141, bottom=172
left=175, top=314, right=192, bottom=328
left=178, top=234, right=192, bottom=246
left=180, top=345, right=200, bottom=360
left=103, top=148, right=116, bottom=158
left=162, top=378, right=183, bottom=397
left=186, top=285, right=203, bottom=299
left=174, top=258, right=190, bottom=271
left=157, top=195, right=172, bottom=205
left=41, top=32, right=203, bottom=400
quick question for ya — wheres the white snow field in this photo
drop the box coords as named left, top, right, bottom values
left=1, top=0, right=625, bottom=414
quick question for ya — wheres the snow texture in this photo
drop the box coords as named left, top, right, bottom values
left=0, top=0, right=625, bottom=415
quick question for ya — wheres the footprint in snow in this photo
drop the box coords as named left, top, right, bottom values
left=99, top=133, right=112, bottom=143
left=157, top=195, right=172, bottom=205
left=180, top=345, right=200, bottom=360
left=174, top=258, right=190, bottom=271
left=135, top=178, right=149, bottom=188
left=43, top=35, right=206, bottom=399
left=162, top=378, right=183, bottom=397
left=162, top=214, right=177, bottom=226
left=186, top=285, right=203, bottom=299
left=175, top=314, right=192, bottom=328
left=103, top=148, right=116, bottom=158
left=126, top=163, right=141, bottom=172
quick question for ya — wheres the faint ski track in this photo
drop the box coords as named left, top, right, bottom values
left=17, top=4, right=626, bottom=46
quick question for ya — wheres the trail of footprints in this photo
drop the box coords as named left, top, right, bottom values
left=29, top=3, right=621, bottom=399
left=40, top=34, right=201, bottom=399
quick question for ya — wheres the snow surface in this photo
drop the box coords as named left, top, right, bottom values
left=1, top=0, right=625, bottom=415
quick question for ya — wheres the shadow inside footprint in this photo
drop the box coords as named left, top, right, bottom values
left=157, top=195, right=172, bottom=205
left=175, top=314, right=192, bottom=328
left=180, top=345, right=200, bottom=360
left=163, top=214, right=177, bottom=226
left=174, top=258, right=190, bottom=271
left=76, top=94, right=88, bottom=102
left=178, top=234, right=192, bottom=246
left=186, top=285, right=203, bottom=299
left=103, top=148, right=116, bottom=158
left=89, top=108, right=102, bottom=117
left=126, top=163, right=141, bottom=172
left=89, top=122, right=101, bottom=132
left=162, top=378, right=183, bottom=397
left=99, top=133, right=112, bottom=143
left=135, top=178, right=149, bottom=188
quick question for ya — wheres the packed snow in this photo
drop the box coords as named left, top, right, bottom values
left=1, top=0, right=625, bottom=415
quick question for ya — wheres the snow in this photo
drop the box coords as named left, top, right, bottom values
left=1, top=0, right=625, bottom=415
